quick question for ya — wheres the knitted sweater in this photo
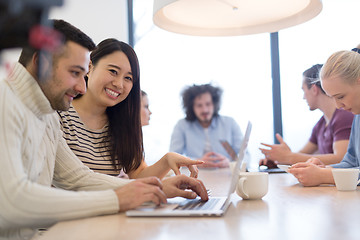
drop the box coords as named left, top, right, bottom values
left=0, top=63, right=131, bottom=240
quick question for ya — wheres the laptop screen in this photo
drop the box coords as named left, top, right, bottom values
left=226, top=121, right=252, bottom=197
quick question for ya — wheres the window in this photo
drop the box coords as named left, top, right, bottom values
left=133, top=0, right=359, bottom=168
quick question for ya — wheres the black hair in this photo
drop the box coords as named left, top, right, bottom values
left=182, top=83, right=222, bottom=121
left=90, top=38, right=143, bottom=173
left=18, top=19, right=96, bottom=67
left=303, top=64, right=325, bottom=94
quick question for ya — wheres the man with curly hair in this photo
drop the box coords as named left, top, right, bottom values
left=170, top=84, right=245, bottom=168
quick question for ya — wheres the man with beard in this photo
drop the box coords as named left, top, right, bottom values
left=170, top=84, right=244, bottom=168
left=0, top=20, right=208, bottom=240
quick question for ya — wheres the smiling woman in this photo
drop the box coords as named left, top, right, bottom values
left=58, top=38, right=142, bottom=177
left=58, top=38, right=202, bottom=180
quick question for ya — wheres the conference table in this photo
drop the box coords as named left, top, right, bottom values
left=37, top=168, right=360, bottom=240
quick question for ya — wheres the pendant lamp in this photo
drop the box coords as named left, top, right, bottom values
left=153, top=0, right=322, bottom=36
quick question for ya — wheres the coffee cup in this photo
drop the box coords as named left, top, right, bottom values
left=236, top=172, right=268, bottom=200
left=332, top=168, right=360, bottom=191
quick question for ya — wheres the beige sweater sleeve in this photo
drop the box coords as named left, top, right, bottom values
left=0, top=83, right=127, bottom=235
left=53, top=127, right=132, bottom=191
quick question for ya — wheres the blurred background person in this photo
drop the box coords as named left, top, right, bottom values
left=170, top=83, right=245, bottom=168
left=289, top=49, right=360, bottom=186
left=141, top=90, right=152, bottom=126
left=260, top=64, right=353, bottom=167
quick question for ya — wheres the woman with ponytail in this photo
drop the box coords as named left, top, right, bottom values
left=289, top=49, right=360, bottom=186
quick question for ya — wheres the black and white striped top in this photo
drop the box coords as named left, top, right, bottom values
left=58, top=104, right=125, bottom=177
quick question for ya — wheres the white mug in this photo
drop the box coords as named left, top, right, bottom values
left=236, top=172, right=268, bottom=200
left=332, top=168, right=360, bottom=191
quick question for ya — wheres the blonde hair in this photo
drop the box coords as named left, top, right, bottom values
left=321, top=50, right=360, bottom=85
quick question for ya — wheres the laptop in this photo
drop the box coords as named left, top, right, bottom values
left=126, top=121, right=252, bottom=217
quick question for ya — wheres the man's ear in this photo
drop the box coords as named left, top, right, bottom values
left=311, top=84, right=319, bottom=95
left=31, top=51, right=50, bottom=72
left=33, top=51, right=52, bottom=81
left=88, top=60, right=93, bottom=72
left=85, top=61, right=93, bottom=80
left=25, top=51, right=40, bottom=79
left=32, top=51, right=39, bottom=68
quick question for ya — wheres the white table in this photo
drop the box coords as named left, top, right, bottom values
left=38, top=168, right=360, bottom=240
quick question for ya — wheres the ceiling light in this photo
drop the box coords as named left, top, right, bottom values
left=153, top=0, right=322, bottom=36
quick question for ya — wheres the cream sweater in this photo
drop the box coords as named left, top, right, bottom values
left=0, top=63, right=131, bottom=240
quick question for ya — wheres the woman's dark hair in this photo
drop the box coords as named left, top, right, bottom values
left=182, top=83, right=222, bottom=121
left=90, top=38, right=143, bottom=173
left=303, top=64, right=325, bottom=94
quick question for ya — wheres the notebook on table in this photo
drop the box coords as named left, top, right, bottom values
left=258, top=165, right=286, bottom=174
left=126, top=121, right=252, bottom=217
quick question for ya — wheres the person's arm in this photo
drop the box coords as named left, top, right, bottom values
left=283, top=139, right=348, bottom=165
left=162, top=174, right=208, bottom=201
left=304, top=140, right=349, bottom=165
left=55, top=139, right=209, bottom=210
left=259, top=134, right=314, bottom=165
left=196, top=152, right=230, bottom=168
left=113, top=177, right=167, bottom=210
left=54, top=129, right=181, bottom=212
left=56, top=136, right=202, bottom=211
left=0, top=99, right=119, bottom=230
left=298, top=141, right=318, bottom=154
left=54, top=136, right=132, bottom=191
left=331, top=141, right=358, bottom=168
left=277, top=141, right=320, bottom=164
left=113, top=174, right=209, bottom=211
left=169, top=120, right=186, bottom=154
left=288, top=162, right=334, bottom=186
left=127, top=152, right=203, bottom=179
left=331, top=115, right=359, bottom=168
left=260, top=134, right=348, bottom=165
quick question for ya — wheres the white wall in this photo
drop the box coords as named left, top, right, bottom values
left=0, top=0, right=129, bottom=79
left=49, top=0, right=129, bottom=45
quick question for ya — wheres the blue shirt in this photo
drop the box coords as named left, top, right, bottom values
left=169, top=115, right=243, bottom=159
left=331, top=114, right=359, bottom=169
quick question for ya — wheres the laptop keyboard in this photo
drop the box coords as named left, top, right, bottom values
left=174, top=198, right=221, bottom=211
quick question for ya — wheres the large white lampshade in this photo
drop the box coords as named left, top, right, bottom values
left=153, top=0, right=322, bottom=36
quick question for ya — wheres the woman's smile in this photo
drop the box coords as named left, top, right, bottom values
left=105, top=88, right=120, bottom=99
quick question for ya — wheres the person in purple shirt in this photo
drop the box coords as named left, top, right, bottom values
left=259, top=64, right=354, bottom=167
left=289, top=49, right=360, bottom=186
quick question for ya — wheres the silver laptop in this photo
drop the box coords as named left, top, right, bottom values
left=126, top=121, right=252, bottom=217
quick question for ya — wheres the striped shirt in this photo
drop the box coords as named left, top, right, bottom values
left=58, top=105, right=126, bottom=177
